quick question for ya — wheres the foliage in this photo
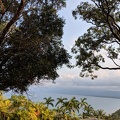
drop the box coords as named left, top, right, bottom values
left=110, top=109, right=120, bottom=120
left=43, top=96, right=54, bottom=107
left=93, top=109, right=107, bottom=120
left=0, top=94, right=56, bottom=120
left=0, top=0, right=71, bottom=92
left=0, top=94, right=110, bottom=120
left=72, top=0, right=120, bottom=79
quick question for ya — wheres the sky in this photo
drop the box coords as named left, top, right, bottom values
left=19, top=0, right=120, bottom=97
left=4, top=0, right=120, bottom=97
left=5, top=0, right=120, bottom=114
left=35, top=0, right=120, bottom=95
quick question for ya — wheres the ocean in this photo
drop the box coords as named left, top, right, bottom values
left=5, top=86, right=120, bottom=115
left=30, top=93, right=120, bottom=115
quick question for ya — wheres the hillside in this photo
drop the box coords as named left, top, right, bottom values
left=110, top=109, right=120, bottom=120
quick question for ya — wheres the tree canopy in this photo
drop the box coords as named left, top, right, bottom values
left=1, top=0, right=120, bottom=92
left=0, top=0, right=71, bottom=92
left=72, top=0, right=120, bottom=79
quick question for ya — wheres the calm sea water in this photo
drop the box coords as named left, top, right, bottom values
left=5, top=87, right=120, bottom=115
left=24, top=92, right=120, bottom=115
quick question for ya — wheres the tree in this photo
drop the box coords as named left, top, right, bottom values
left=79, top=98, right=88, bottom=119
left=84, top=104, right=94, bottom=118
left=55, top=97, right=68, bottom=119
left=55, top=97, right=68, bottom=108
left=94, top=109, right=106, bottom=120
left=66, top=97, right=79, bottom=116
left=0, top=93, right=11, bottom=120
left=110, top=109, right=120, bottom=120
left=72, top=0, right=120, bottom=79
left=0, top=0, right=71, bottom=92
left=43, top=97, right=54, bottom=107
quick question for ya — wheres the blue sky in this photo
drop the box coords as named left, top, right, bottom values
left=24, top=0, right=120, bottom=98
left=6, top=0, right=120, bottom=100
left=52, top=0, right=120, bottom=93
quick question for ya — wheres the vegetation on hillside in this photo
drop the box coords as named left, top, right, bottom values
left=110, top=109, right=120, bottom=120
left=0, top=93, right=115, bottom=120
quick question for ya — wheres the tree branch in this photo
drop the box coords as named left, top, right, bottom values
left=106, top=13, right=120, bottom=42
left=0, top=0, right=5, bottom=15
left=94, top=0, right=120, bottom=41
left=103, top=0, right=120, bottom=41
left=96, top=64, right=120, bottom=70
left=103, top=40, right=120, bottom=45
left=0, top=0, right=26, bottom=44
left=107, top=55, right=120, bottom=68
left=111, top=58, right=120, bottom=68
left=0, top=0, right=14, bottom=21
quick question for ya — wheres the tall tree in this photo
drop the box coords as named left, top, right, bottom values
left=0, top=0, right=71, bottom=92
left=72, top=0, right=120, bottom=79
left=84, top=104, right=94, bottom=118
left=55, top=97, right=68, bottom=119
left=55, top=97, right=68, bottom=108
left=66, top=97, right=79, bottom=116
left=79, top=98, right=88, bottom=119
left=43, top=97, right=54, bottom=107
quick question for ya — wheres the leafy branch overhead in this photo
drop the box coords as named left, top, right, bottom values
left=72, top=0, right=120, bottom=79
left=0, top=0, right=71, bottom=92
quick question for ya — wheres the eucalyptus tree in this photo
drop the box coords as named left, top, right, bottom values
left=72, top=0, right=120, bottom=79
left=0, top=0, right=71, bottom=92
